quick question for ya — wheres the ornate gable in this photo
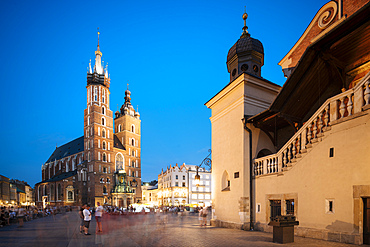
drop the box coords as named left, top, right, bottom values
left=279, top=0, right=369, bottom=77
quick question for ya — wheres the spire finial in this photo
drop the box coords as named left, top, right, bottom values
left=127, top=80, right=129, bottom=90
left=97, top=27, right=100, bottom=48
left=241, top=7, right=249, bottom=38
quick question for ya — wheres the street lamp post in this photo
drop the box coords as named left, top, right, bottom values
left=195, top=150, right=212, bottom=187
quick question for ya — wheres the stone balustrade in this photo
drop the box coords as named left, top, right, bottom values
left=253, top=74, right=370, bottom=177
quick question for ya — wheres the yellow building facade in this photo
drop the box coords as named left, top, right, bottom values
left=206, top=1, right=370, bottom=245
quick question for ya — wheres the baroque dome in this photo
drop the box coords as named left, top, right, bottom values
left=227, top=33, right=264, bottom=63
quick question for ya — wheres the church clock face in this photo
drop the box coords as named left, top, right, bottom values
left=253, top=65, right=259, bottom=73
left=241, top=64, right=248, bottom=72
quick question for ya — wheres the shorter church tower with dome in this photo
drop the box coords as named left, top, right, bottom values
left=205, top=11, right=281, bottom=229
left=35, top=33, right=142, bottom=208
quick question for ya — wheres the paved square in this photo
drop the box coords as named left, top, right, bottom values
left=0, top=212, right=356, bottom=246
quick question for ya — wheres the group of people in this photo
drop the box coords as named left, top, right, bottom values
left=78, top=202, right=104, bottom=236
left=0, top=205, right=73, bottom=228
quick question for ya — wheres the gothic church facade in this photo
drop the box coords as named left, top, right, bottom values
left=35, top=37, right=142, bottom=208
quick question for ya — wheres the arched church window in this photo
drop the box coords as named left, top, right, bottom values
left=103, top=186, right=107, bottom=194
left=102, top=141, right=106, bottom=150
left=132, top=160, right=135, bottom=167
left=131, top=139, right=135, bottom=146
left=88, top=117, right=90, bottom=125
left=57, top=184, right=62, bottom=200
left=102, top=129, right=106, bottom=138
left=94, top=87, right=98, bottom=101
left=115, top=153, right=124, bottom=171
left=102, top=153, right=107, bottom=162
left=102, top=117, right=105, bottom=126
left=102, top=106, right=105, bottom=115
left=107, top=178, right=110, bottom=183
left=102, top=89, right=105, bottom=103
left=131, top=125, right=135, bottom=133
left=118, top=124, right=122, bottom=132
left=132, top=150, right=135, bottom=157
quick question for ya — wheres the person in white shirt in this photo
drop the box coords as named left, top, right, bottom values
left=95, top=202, right=104, bottom=233
left=83, top=205, right=92, bottom=235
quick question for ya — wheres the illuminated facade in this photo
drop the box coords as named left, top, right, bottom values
left=206, top=1, right=370, bottom=245
left=0, top=175, right=34, bottom=206
left=35, top=34, right=142, bottom=208
left=187, top=165, right=211, bottom=207
left=157, top=163, right=212, bottom=207
left=142, top=184, right=158, bottom=207
left=158, top=164, right=188, bottom=206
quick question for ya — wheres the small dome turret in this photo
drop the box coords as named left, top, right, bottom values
left=226, top=10, right=264, bottom=81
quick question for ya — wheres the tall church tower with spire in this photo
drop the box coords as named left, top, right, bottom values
left=84, top=31, right=115, bottom=206
left=35, top=31, right=143, bottom=208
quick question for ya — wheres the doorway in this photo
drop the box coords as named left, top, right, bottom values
left=364, top=198, right=370, bottom=245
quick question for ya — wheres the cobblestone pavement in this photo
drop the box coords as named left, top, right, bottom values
left=0, top=212, right=358, bottom=247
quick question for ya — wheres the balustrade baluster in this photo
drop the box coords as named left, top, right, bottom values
left=313, top=119, right=318, bottom=140
left=339, top=97, right=346, bottom=119
left=307, top=125, right=312, bottom=144
left=348, top=94, right=353, bottom=116
left=269, top=159, right=272, bottom=173
left=283, top=152, right=287, bottom=167
left=325, top=105, right=330, bottom=127
left=365, top=80, right=370, bottom=106
left=297, top=134, right=301, bottom=157
left=318, top=112, right=323, bottom=136
left=292, top=140, right=296, bottom=158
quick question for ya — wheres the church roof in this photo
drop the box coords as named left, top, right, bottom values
left=227, top=35, right=263, bottom=63
left=45, top=136, right=84, bottom=163
left=36, top=170, right=77, bottom=185
left=113, top=135, right=126, bottom=150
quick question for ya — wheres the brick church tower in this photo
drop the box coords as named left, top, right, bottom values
left=84, top=32, right=115, bottom=206
left=114, top=87, right=142, bottom=203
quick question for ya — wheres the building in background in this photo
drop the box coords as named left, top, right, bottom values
left=206, top=0, right=370, bottom=245
left=35, top=34, right=142, bottom=208
left=157, top=163, right=212, bottom=207
left=187, top=165, right=211, bottom=207
left=0, top=175, right=34, bottom=206
left=141, top=182, right=158, bottom=207
left=0, top=175, right=10, bottom=205
left=158, top=164, right=188, bottom=206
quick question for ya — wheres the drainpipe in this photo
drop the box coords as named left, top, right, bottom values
left=243, top=116, right=254, bottom=230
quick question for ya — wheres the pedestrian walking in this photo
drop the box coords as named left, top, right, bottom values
left=198, top=207, right=203, bottom=226
left=79, top=205, right=85, bottom=233
left=95, top=202, right=103, bottom=233
left=83, top=205, right=92, bottom=235
left=17, top=207, right=25, bottom=227
left=202, top=207, right=208, bottom=226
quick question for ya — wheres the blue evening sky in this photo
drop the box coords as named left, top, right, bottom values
left=0, top=0, right=327, bottom=187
